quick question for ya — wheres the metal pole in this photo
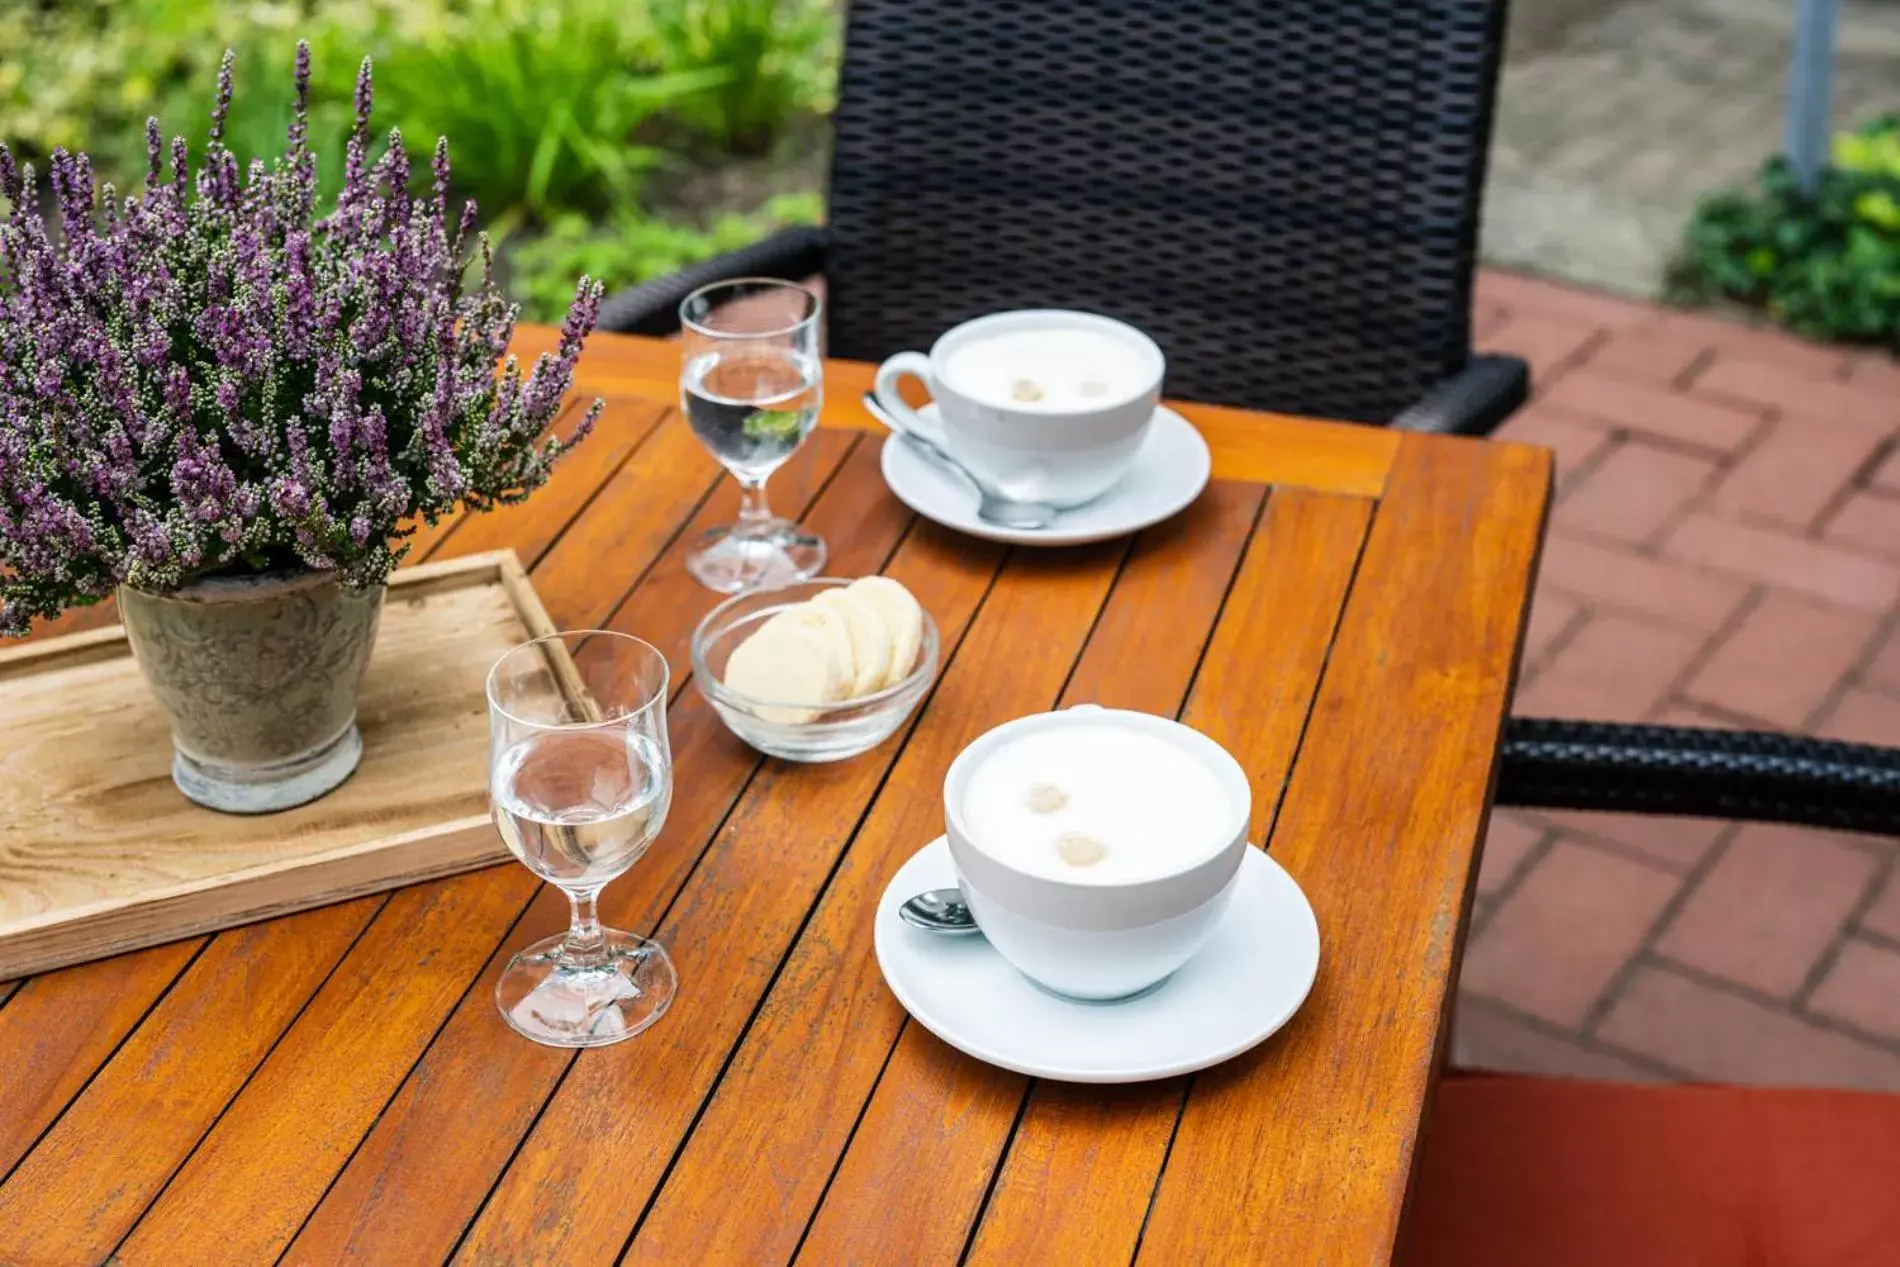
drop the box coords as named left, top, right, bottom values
left=1786, top=0, right=1841, bottom=194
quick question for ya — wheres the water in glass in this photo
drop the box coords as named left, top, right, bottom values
left=492, top=729, right=670, bottom=885
left=677, top=278, right=826, bottom=592
left=486, top=629, right=677, bottom=1048
left=682, top=346, right=822, bottom=481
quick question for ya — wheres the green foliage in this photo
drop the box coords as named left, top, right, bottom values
left=0, top=1, right=122, bottom=159
left=368, top=0, right=728, bottom=229
left=509, top=192, right=824, bottom=322
left=648, top=0, right=839, bottom=155
left=1670, top=115, right=1900, bottom=347
left=0, top=1, right=435, bottom=192
left=0, top=0, right=841, bottom=313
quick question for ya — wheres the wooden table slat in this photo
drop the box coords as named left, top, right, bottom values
left=450, top=542, right=1125, bottom=1264
left=118, top=865, right=533, bottom=1262
left=399, top=509, right=469, bottom=567
left=0, top=415, right=567, bottom=1186
left=511, top=328, right=1403, bottom=496
left=817, top=485, right=1377, bottom=1267
left=109, top=427, right=864, bottom=1263
left=282, top=437, right=932, bottom=1264
left=1135, top=434, right=1550, bottom=1265
left=11, top=598, right=122, bottom=646
left=517, top=414, right=727, bottom=626
left=0, top=330, right=1553, bottom=1266
left=793, top=481, right=1280, bottom=1264
left=0, top=398, right=719, bottom=1260
left=968, top=486, right=1379, bottom=1265
left=594, top=429, right=884, bottom=684
left=453, top=532, right=1003, bottom=1265
left=602, top=543, right=1142, bottom=1267
left=431, top=398, right=671, bottom=567
left=0, top=898, right=384, bottom=1260
left=0, top=940, right=201, bottom=1177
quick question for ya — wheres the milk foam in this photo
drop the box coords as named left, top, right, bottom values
left=941, top=326, right=1148, bottom=412
left=959, top=723, right=1233, bottom=883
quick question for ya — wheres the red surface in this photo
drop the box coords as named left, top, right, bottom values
left=1404, top=1072, right=1900, bottom=1267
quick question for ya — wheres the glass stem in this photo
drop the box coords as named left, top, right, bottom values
left=736, top=475, right=773, bottom=539
left=562, top=885, right=608, bottom=968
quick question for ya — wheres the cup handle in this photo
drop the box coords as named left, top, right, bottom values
left=872, top=352, right=950, bottom=446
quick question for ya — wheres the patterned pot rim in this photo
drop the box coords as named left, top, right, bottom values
left=122, top=567, right=361, bottom=607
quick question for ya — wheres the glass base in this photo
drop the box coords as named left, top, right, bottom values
left=172, top=721, right=363, bottom=814
left=686, top=519, right=825, bottom=593
left=495, top=929, right=677, bottom=1048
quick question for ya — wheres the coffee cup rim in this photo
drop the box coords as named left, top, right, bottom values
left=942, top=706, right=1251, bottom=893
left=928, top=309, right=1165, bottom=415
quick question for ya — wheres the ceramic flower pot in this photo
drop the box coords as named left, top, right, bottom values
left=118, top=569, right=384, bottom=813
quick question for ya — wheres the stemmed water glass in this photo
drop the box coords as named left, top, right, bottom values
left=679, top=278, right=826, bottom=592
left=487, top=630, right=675, bottom=1047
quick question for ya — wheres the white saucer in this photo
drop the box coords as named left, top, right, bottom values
left=878, top=405, right=1212, bottom=546
left=874, top=837, right=1320, bottom=1083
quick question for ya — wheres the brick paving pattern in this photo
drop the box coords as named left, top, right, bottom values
left=1453, top=268, right=1900, bottom=1088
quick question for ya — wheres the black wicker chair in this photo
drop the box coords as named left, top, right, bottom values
left=599, top=0, right=1527, bottom=435
left=600, top=0, right=1900, bottom=831
left=1495, top=720, right=1900, bottom=837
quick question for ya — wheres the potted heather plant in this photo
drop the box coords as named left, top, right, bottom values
left=0, top=46, right=604, bottom=813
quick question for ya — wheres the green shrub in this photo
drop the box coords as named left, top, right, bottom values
left=1670, top=115, right=1900, bottom=347
left=509, top=192, right=824, bottom=322
left=649, top=0, right=839, bottom=155
left=1, top=0, right=841, bottom=318
left=0, top=1, right=454, bottom=200
left=0, top=0, right=121, bottom=160
left=369, top=0, right=729, bottom=230
left=1, top=0, right=837, bottom=214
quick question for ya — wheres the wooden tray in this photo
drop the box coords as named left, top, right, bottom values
left=0, top=551, right=555, bottom=980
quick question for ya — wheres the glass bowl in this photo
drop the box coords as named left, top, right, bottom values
left=691, top=578, right=939, bottom=762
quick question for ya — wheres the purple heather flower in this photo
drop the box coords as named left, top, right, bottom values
left=352, top=57, right=374, bottom=132
left=0, top=43, right=602, bottom=634
left=289, top=43, right=312, bottom=154
left=0, top=143, right=22, bottom=206
left=144, top=119, right=163, bottom=189
left=209, top=51, right=236, bottom=143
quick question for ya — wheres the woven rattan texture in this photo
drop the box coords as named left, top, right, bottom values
left=1499, top=720, right=1900, bottom=837
left=822, top=0, right=1508, bottom=420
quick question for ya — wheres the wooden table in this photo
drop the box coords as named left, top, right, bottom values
left=0, top=330, right=1549, bottom=1265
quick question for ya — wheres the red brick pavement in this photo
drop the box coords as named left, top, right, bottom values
left=1453, top=269, right=1900, bottom=1088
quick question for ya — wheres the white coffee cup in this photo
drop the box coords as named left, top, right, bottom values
left=942, top=705, right=1251, bottom=1000
left=873, top=310, right=1165, bottom=509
